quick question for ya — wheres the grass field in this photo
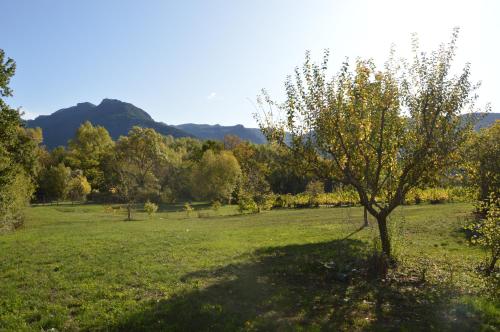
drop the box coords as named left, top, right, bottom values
left=0, top=203, right=498, bottom=331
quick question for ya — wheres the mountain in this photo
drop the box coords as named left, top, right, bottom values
left=26, top=99, right=498, bottom=149
left=468, top=112, right=500, bottom=130
left=177, top=112, right=500, bottom=143
left=26, top=99, right=192, bottom=149
left=174, top=123, right=267, bottom=144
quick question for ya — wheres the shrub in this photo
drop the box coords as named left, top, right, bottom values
left=144, top=200, right=158, bottom=218
left=211, top=200, right=221, bottom=212
left=183, top=202, right=194, bottom=217
left=405, top=187, right=474, bottom=205
left=258, top=193, right=276, bottom=211
left=238, top=196, right=258, bottom=214
left=197, top=211, right=210, bottom=218
left=465, top=194, right=499, bottom=275
left=427, top=188, right=450, bottom=204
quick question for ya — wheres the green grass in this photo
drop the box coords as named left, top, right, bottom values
left=0, top=203, right=498, bottom=331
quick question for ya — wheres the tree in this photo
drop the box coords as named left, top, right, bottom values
left=112, top=127, right=170, bottom=220
left=223, top=134, right=243, bottom=150
left=233, top=142, right=272, bottom=211
left=38, top=163, right=71, bottom=203
left=67, top=173, right=92, bottom=202
left=66, top=121, right=114, bottom=190
left=256, top=30, right=476, bottom=260
left=192, top=150, right=242, bottom=203
left=466, top=121, right=500, bottom=201
left=305, top=180, right=325, bottom=207
left=0, top=49, right=40, bottom=229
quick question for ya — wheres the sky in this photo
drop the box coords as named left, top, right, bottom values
left=1, top=0, right=498, bottom=127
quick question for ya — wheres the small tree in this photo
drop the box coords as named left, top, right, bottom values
left=257, top=30, right=477, bottom=260
left=111, top=127, right=168, bottom=220
left=305, top=180, right=324, bottom=207
left=192, top=150, right=242, bottom=203
left=66, top=121, right=114, bottom=190
left=465, top=121, right=500, bottom=201
left=144, top=200, right=158, bottom=218
left=38, top=163, right=71, bottom=203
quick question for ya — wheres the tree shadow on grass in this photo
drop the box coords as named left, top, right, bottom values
left=107, top=239, right=482, bottom=332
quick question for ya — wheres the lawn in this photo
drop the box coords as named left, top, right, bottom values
left=0, top=203, right=498, bottom=331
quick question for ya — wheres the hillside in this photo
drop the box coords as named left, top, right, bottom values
left=469, top=112, right=500, bottom=130
left=175, top=123, right=266, bottom=144
left=26, top=99, right=193, bottom=149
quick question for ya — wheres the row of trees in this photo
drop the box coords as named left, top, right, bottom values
left=32, top=121, right=320, bottom=219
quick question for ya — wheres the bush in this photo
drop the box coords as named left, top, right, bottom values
left=238, top=196, right=258, bottom=214
left=427, top=188, right=450, bottom=204
left=183, top=202, right=194, bottom=217
left=273, top=186, right=470, bottom=210
left=197, top=211, right=210, bottom=218
left=273, top=187, right=359, bottom=209
left=405, top=187, right=473, bottom=205
left=465, top=194, right=499, bottom=275
left=258, top=194, right=276, bottom=211
left=211, top=200, right=221, bottom=212
left=144, top=200, right=158, bottom=218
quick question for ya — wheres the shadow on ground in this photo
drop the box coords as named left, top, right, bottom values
left=107, top=239, right=482, bottom=331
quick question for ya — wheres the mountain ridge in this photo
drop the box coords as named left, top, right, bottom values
left=26, top=99, right=499, bottom=149
left=25, top=99, right=268, bottom=148
left=174, top=123, right=266, bottom=144
left=26, top=99, right=192, bottom=149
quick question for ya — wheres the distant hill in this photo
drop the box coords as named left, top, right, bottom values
left=26, top=99, right=498, bottom=149
left=466, top=112, right=500, bottom=130
left=174, top=123, right=267, bottom=144
left=26, top=99, right=192, bottom=149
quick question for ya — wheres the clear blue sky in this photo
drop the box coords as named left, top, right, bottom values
left=2, top=0, right=498, bottom=127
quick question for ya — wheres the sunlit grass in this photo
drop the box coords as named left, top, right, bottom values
left=0, top=203, right=497, bottom=331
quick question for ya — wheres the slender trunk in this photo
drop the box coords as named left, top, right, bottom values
left=127, top=203, right=132, bottom=221
left=363, top=207, right=369, bottom=227
left=376, top=215, right=391, bottom=259
left=487, top=254, right=498, bottom=275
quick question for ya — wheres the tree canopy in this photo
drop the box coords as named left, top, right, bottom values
left=66, top=121, right=114, bottom=189
left=256, top=30, right=477, bottom=258
left=192, top=150, right=242, bottom=203
left=0, top=49, right=40, bottom=230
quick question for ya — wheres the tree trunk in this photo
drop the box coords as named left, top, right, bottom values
left=363, top=207, right=369, bottom=227
left=127, top=203, right=132, bottom=221
left=376, top=215, right=391, bottom=259
left=487, top=254, right=498, bottom=275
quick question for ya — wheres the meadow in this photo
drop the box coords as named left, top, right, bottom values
left=0, top=203, right=498, bottom=331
